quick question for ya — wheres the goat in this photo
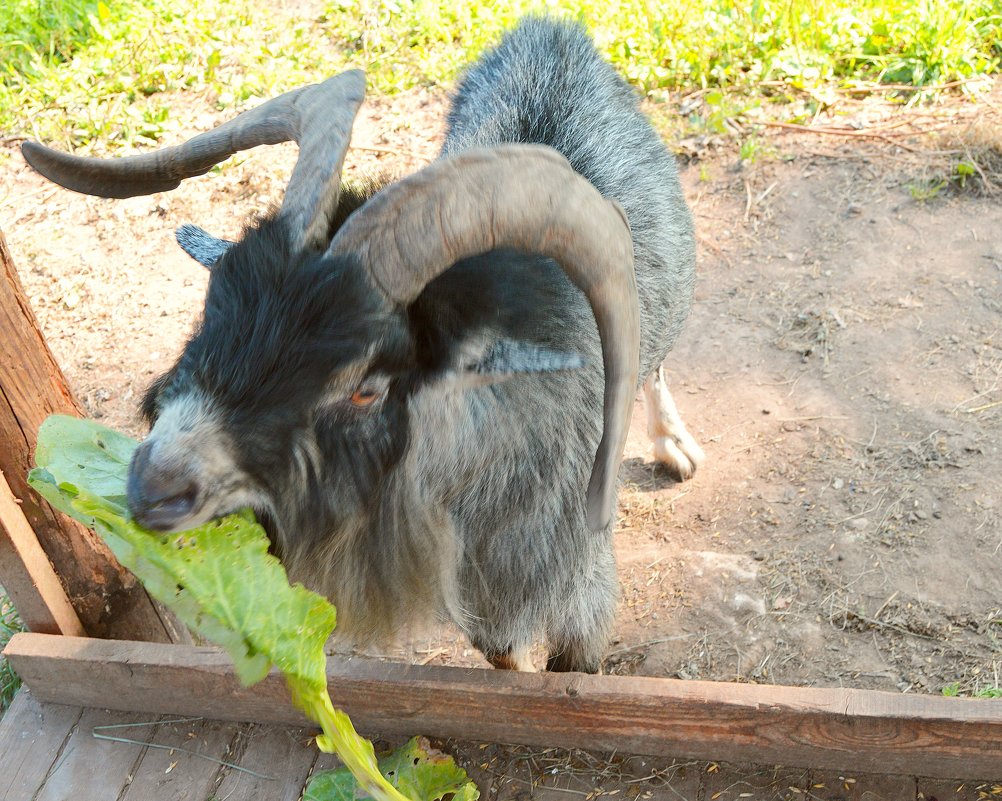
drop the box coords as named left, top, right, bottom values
left=23, top=17, right=704, bottom=673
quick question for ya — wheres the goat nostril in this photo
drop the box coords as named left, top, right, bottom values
left=127, top=442, right=201, bottom=528
left=130, top=477, right=200, bottom=530
left=148, top=486, right=198, bottom=517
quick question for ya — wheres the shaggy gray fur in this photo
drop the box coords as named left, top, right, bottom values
left=406, top=17, right=696, bottom=669
left=137, top=17, right=695, bottom=674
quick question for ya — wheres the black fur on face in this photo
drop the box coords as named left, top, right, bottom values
left=142, top=200, right=419, bottom=538
left=186, top=215, right=403, bottom=415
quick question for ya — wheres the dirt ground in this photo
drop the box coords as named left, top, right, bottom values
left=2, top=76, right=1001, bottom=794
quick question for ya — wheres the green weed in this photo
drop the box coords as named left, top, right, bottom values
left=0, top=0, right=104, bottom=75
left=693, top=89, right=759, bottom=136
left=953, top=159, right=977, bottom=188
left=326, top=0, right=1002, bottom=95
left=0, top=592, right=24, bottom=715
left=738, top=133, right=777, bottom=164
left=1, top=0, right=348, bottom=148
left=942, top=681, right=1002, bottom=698
left=3, top=0, right=1001, bottom=152
left=907, top=177, right=948, bottom=201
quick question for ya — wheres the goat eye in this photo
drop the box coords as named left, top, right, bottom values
left=350, top=387, right=382, bottom=407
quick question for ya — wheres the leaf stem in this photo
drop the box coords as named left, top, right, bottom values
left=291, top=683, right=415, bottom=801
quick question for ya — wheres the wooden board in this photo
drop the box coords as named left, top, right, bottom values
left=0, top=690, right=325, bottom=801
left=0, top=688, right=82, bottom=801
left=0, top=228, right=180, bottom=642
left=34, top=707, right=160, bottom=801
left=0, top=471, right=84, bottom=636
left=118, top=718, right=243, bottom=801
left=5, top=633, right=1002, bottom=781
left=211, top=723, right=322, bottom=801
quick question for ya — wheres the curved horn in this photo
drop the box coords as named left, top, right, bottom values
left=21, top=70, right=366, bottom=251
left=329, top=145, right=639, bottom=531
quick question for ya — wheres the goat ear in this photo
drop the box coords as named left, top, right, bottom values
left=447, top=339, right=587, bottom=389
left=175, top=223, right=235, bottom=269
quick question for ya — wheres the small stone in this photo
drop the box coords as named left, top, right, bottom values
left=732, top=592, right=766, bottom=615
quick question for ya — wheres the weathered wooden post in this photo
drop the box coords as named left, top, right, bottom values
left=0, top=227, right=184, bottom=642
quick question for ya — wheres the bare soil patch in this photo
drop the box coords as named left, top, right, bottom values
left=2, top=82, right=1000, bottom=791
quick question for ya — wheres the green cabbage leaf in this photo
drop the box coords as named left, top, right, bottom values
left=29, top=415, right=477, bottom=801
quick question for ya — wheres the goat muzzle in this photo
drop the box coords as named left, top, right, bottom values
left=126, top=440, right=201, bottom=531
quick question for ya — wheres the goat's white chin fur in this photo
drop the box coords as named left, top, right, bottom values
left=644, top=365, right=705, bottom=481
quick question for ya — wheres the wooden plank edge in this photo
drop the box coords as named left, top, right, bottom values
left=4, top=632, right=1001, bottom=780
left=0, top=687, right=84, bottom=800
left=0, top=471, right=85, bottom=636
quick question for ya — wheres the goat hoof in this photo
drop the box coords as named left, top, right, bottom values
left=653, top=435, right=704, bottom=482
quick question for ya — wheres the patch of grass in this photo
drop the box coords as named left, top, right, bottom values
left=3, top=0, right=1001, bottom=153
left=946, top=120, right=1002, bottom=195
left=1, top=0, right=350, bottom=149
left=1, top=0, right=104, bottom=75
left=0, top=592, right=24, bottom=715
left=327, top=0, right=1002, bottom=95
left=907, top=176, right=948, bottom=201
left=942, top=681, right=1002, bottom=698
left=738, top=133, right=778, bottom=165
left=898, top=117, right=1002, bottom=200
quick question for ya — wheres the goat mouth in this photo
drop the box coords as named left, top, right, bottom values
left=255, top=507, right=281, bottom=553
